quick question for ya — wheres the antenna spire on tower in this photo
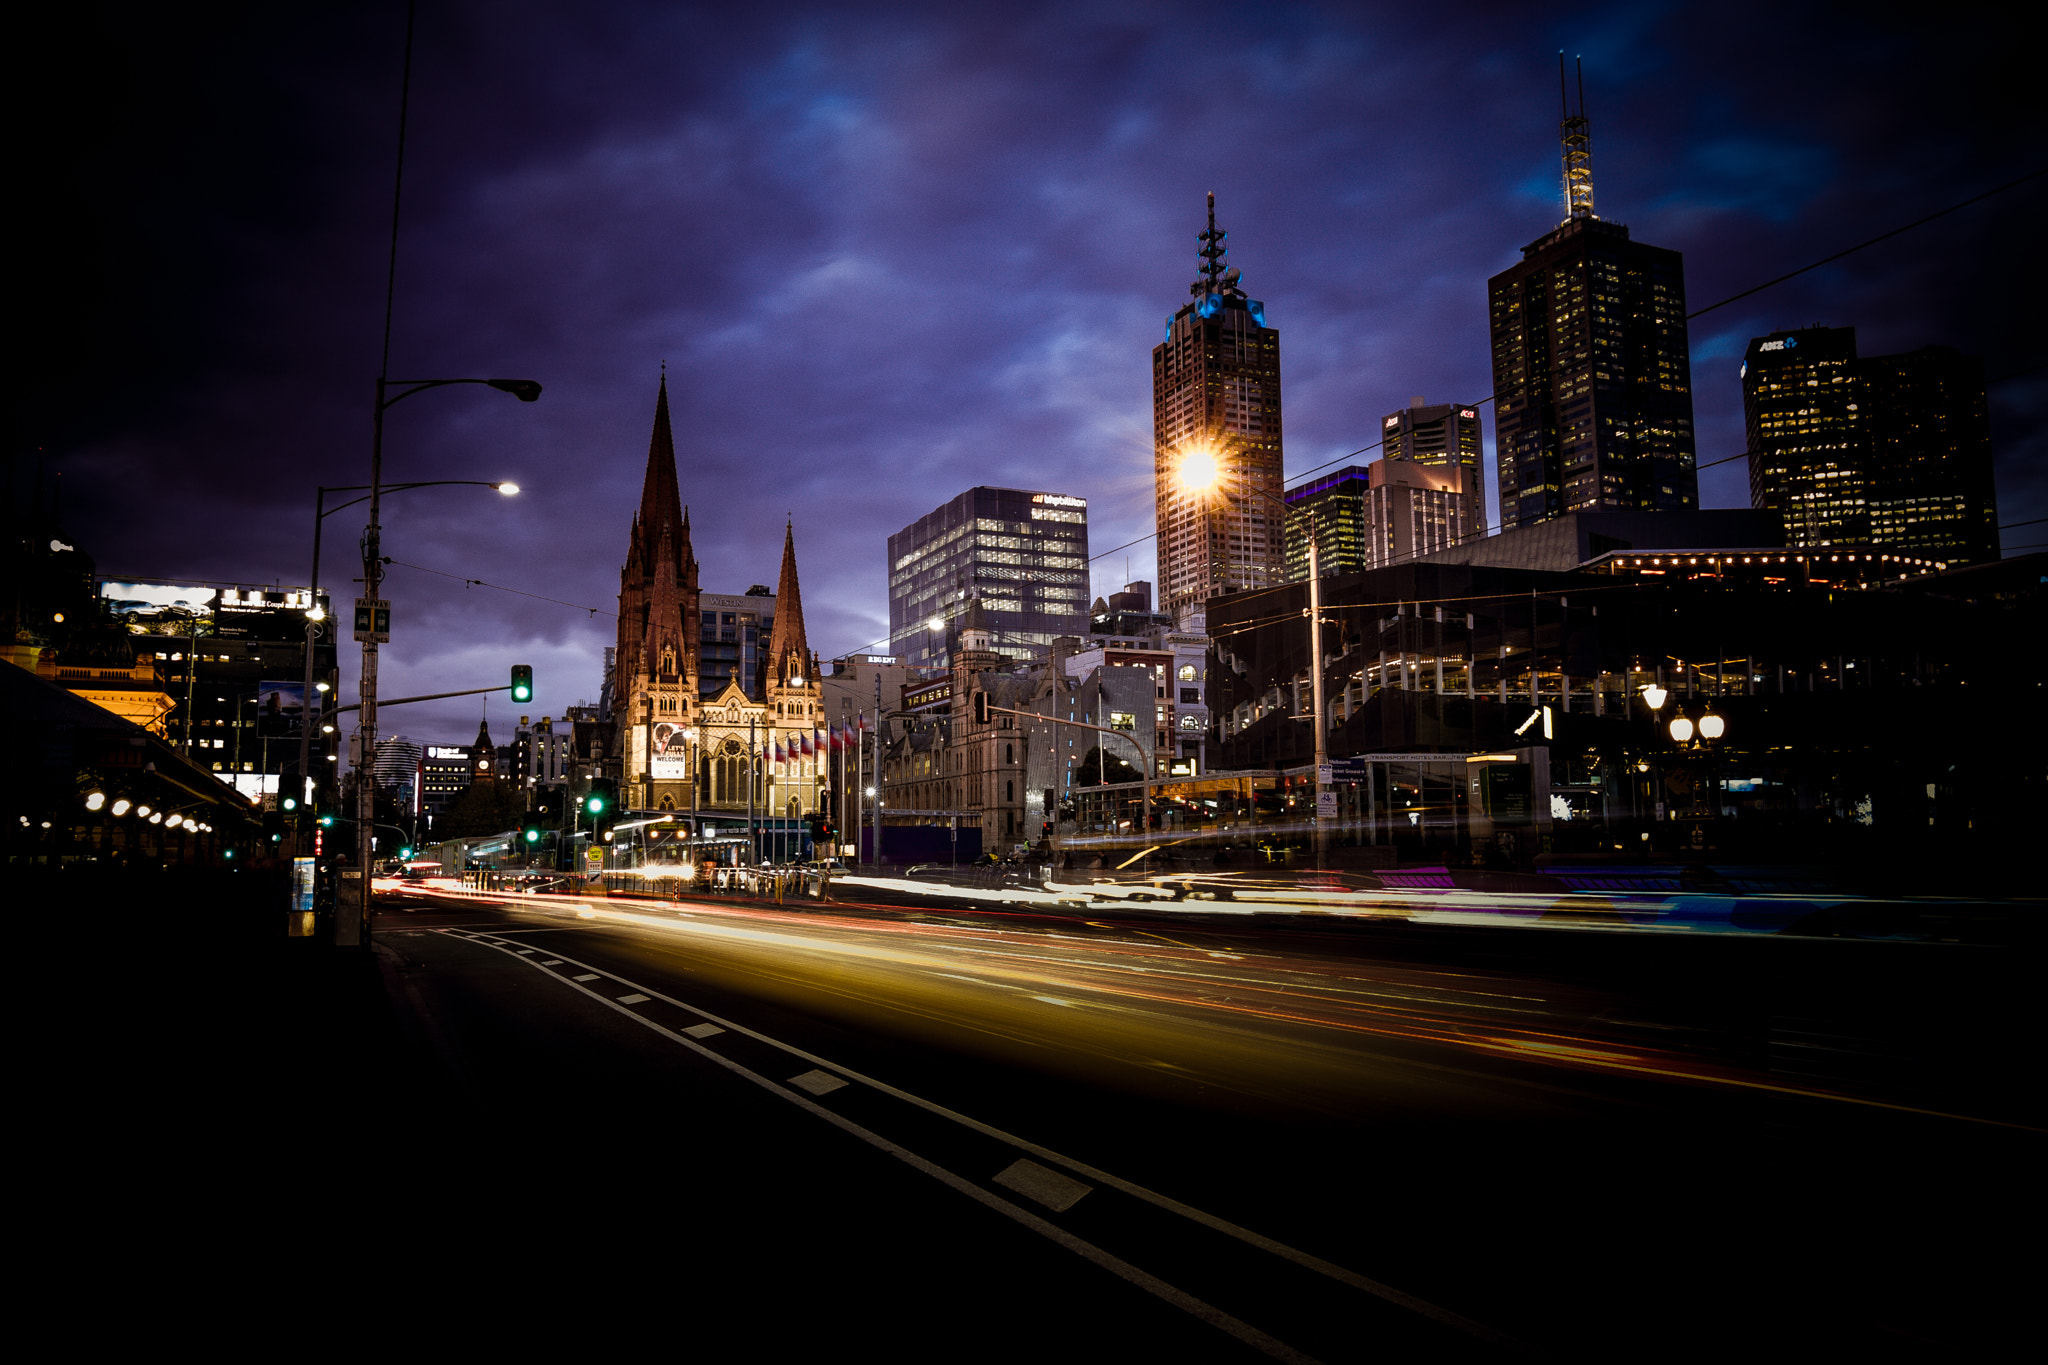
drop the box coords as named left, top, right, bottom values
left=1559, top=54, right=1595, bottom=222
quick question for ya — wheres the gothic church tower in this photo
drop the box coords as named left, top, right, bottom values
left=617, top=374, right=702, bottom=810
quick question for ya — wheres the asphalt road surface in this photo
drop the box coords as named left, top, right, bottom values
left=357, top=882, right=2039, bottom=1361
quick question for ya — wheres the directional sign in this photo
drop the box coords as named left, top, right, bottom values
left=353, top=598, right=390, bottom=643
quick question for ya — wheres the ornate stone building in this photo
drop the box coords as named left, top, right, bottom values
left=616, top=375, right=822, bottom=819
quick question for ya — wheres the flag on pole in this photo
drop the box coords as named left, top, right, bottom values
left=828, top=721, right=843, bottom=752
left=815, top=727, right=827, bottom=756
left=799, top=730, right=814, bottom=758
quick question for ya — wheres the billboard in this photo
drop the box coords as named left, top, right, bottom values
left=257, top=680, right=307, bottom=736
left=100, top=581, right=327, bottom=643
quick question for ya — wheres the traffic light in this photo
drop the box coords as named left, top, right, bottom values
left=510, top=663, right=534, bottom=704
left=522, top=810, right=545, bottom=844
left=281, top=794, right=299, bottom=813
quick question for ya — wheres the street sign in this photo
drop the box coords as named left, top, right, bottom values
left=353, top=598, right=391, bottom=643
left=1316, top=790, right=1338, bottom=819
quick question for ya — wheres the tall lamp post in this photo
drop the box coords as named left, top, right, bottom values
left=1176, top=442, right=1333, bottom=864
left=298, top=478, right=517, bottom=848
left=342, top=383, right=538, bottom=949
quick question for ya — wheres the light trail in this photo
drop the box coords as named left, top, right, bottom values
left=391, top=882, right=2037, bottom=1130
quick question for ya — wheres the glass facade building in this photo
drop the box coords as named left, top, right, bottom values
left=889, top=486, right=1091, bottom=667
left=698, top=589, right=774, bottom=700
left=1283, top=466, right=1369, bottom=580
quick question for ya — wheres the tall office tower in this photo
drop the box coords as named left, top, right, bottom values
left=1381, top=399, right=1486, bottom=542
left=1741, top=326, right=1865, bottom=545
left=1487, top=62, right=1696, bottom=531
left=1744, top=327, right=1998, bottom=563
left=889, top=486, right=1091, bottom=668
left=1283, top=466, right=1371, bottom=580
left=1153, top=193, right=1285, bottom=624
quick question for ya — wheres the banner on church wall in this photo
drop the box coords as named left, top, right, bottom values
left=651, top=722, right=692, bottom=780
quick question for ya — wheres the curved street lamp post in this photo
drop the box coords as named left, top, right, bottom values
left=340, top=379, right=537, bottom=948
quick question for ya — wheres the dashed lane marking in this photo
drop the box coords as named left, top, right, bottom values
left=617, top=993, right=651, bottom=1005
left=454, top=933, right=1533, bottom=1360
left=995, top=1158, right=1092, bottom=1213
left=541, top=959, right=563, bottom=966
left=683, top=1023, right=725, bottom=1039
left=789, top=1069, right=850, bottom=1096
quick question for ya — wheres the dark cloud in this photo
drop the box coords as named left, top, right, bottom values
left=21, top=0, right=2039, bottom=743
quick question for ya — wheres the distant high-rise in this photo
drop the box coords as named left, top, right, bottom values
left=889, top=486, right=1091, bottom=667
left=1362, top=459, right=1470, bottom=569
left=1153, top=194, right=1285, bottom=624
left=1488, top=61, right=1696, bottom=531
left=1381, top=398, right=1486, bottom=542
left=1283, top=467, right=1370, bottom=580
left=1743, top=326, right=1997, bottom=564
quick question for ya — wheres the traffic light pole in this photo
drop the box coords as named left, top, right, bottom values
left=330, top=682, right=516, bottom=715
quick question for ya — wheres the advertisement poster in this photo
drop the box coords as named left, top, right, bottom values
left=650, top=721, right=692, bottom=780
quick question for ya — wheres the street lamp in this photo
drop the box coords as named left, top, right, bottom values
left=346, top=381, right=539, bottom=949
left=297, top=478, right=519, bottom=852
left=1178, top=445, right=1333, bottom=864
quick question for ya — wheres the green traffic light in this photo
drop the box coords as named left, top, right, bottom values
left=511, top=663, right=534, bottom=704
left=524, top=829, right=540, bottom=844
left=282, top=796, right=299, bottom=812
left=586, top=795, right=605, bottom=815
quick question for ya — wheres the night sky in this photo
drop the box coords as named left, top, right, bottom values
left=22, top=1, right=2041, bottom=749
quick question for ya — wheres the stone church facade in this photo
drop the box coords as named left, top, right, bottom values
left=616, top=376, right=823, bottom=820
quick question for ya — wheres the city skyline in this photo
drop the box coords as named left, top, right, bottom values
left=22, top=1, right=2040, bottom=741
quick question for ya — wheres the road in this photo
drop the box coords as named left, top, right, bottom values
left=366, top=880, right=2041, bottom=1360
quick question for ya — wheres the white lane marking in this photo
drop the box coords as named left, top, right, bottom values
left=683, top=1023, right=725, bottom=1039
left=995, top=1158, right=1091, bottom=1213
left=572, top=974, right=600, bottom=982
left=461, top=937, right=1322, bottom=1364
left=617, top=993, right=651, bottom=1005
left=789, top=1069, right=849, bottom=1096
left=518, top=949, right=535, bottom=955
left=471, top=941, right=1531, bottom=1358
left=541, top=959, right=563, bottom=966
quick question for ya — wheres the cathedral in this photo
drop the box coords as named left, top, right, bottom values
left=615, top=375, right=824, bottom=820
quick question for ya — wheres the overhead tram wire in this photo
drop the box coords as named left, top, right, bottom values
left=1090, top=170, right=2045, bottom=563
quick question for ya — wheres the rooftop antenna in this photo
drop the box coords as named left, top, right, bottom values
left=1560, top=53, right=1595, bottom=222
left=1193, top=192, right=1228, bottom=298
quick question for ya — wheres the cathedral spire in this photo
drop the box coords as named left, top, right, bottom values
left=766, top=521, right=810, bottom=686
left=638, top=373, right=686, bottom=549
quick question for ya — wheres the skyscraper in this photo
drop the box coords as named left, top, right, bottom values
left=1153, top=194, right=1284, bottom=624
left=1743, top=326, right=1997, bottom=564
left=888, top=486, right=1091, bottom=668
left=1487, top=62, right=1696, bottom=531
left=1381, top=399, right=1486, bottom=543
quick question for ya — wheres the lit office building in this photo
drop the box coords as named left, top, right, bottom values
left=1283, top=467, right=1370, bottom=580
left=1381, top=399, right=1486, bottom=542
left=1743, top=326, right=1997, bottom=564
left=1488, top=67, right=1696, bottom=530
left=1363, top=459, right=1471, bottom=569
left=889, top=486, right=1091, bottom=667
left=1153, top=193, right=1285, bottom=623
